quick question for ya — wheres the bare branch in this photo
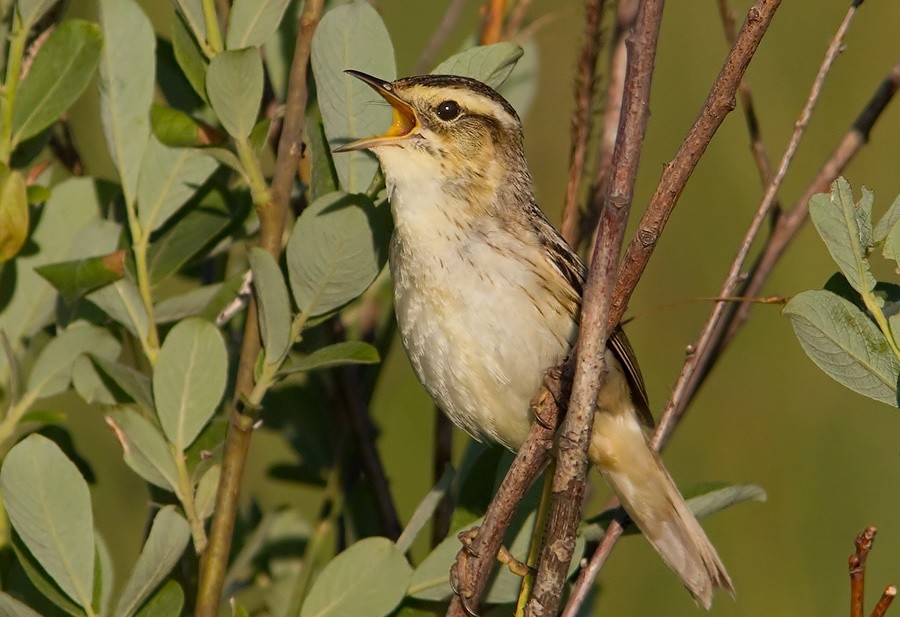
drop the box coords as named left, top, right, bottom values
left=871, top=586, right=897, bottom=617
left=851, top=526, right=877, bottom=617
left=480, top=0, right=506, bottom=44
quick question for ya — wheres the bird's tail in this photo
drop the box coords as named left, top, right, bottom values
left=588, top=404, right=734, bottom=609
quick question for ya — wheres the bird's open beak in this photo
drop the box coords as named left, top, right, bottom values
left=333, top=71, right=419, bottom=152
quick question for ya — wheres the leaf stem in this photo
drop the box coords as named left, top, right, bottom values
left=126, top=212, right=160, bottom=365
left=0, top=13, right=28, bottom=164
left=173, top=446, right=208, bottom=552
left=235, top=137, right=270, bottom=207
left=201, top=0, right=224, bottom=54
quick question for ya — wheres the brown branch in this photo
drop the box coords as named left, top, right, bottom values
left=505, top=0, right=533, bottom=38
left=194, top=2, right=324, bottom=615
left=479, top=0, right=506, bottom=44
left=652, top=0, right=857, bottom=446
left=851, top=526, right=877, bottom=617
left=581, top=0, right=638, bottom=253
left=414, top=0, right=470, bottom=74
left=527, top=0, right=665, bottom=614
left=716, top=0, right=775, bottom=190
left=726, top=58, right=900, bottom=342
left=432, top=408, right=454, bottom=547
left=872, top=586, right=897, bottom=617
left=446, top=367, right=570, bottom=617
left=560, top=0, right=606, bottom=247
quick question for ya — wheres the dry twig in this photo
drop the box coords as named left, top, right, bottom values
left=480, top=0, right=506, bottom=45
left=850, top=526, right=877, bottom=617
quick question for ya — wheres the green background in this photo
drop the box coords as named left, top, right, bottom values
left=56, top=1, right=900, bottom=615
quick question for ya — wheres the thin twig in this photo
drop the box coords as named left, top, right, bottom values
left=563, top=1, right=782, bottom=612
left=414, top=0, right=470, bottom=74
left=872, top=586, right=897, bottom=617
left=527, top=0, right=665, bottom=614
left=433, top=409, right=454, bottom=547
left=195, top=2, right=324, bottom=615
left=479, top=0, right=506, bottom=45
left=851, top=526, right=877, bottom=617
left=727, top=59, right=900, bottom=342
left=716, top=0, right=775, bottom=190
left=505, top=0, right=533, bottom=38
left=560, top=0, right=606, bottom=246
left=652, top=0, right=858, bottom=446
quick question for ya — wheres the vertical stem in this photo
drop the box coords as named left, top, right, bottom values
left=202, top=0, right=224, bottom=54
left=0, top=14, right=27, bottom=164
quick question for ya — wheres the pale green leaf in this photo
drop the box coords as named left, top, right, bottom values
left=286, top=192, right=390, bottom=318
left=172, top=9, right=209, bottom=102
left=95, top=534, right=114, bottom=615
left=88, top=278, right=150, bottom=340
left=98, top=0, right=155, bottom=207
left=0, top=435, right=95, bottom=609
left=90, top=356, right=155, bottom=412
left=784, top=290, right=900, bottom=406
left=16, top=0, right=56, bottom=27
left=194, top=463, right=220, bottom=520
left=809, top=178, right=877, bottom=296
left=883, top=219, right=900, bottom=272
left=11, top=19, right=102, bottom=145
left=107, top=408, right=180, bottom=491
left=281, top=341, right=379, bottom=375
left=27, top=322, right=120, bottom=400
left=114, top=507, right=190, bottom=617
left=207, top=48, right=263, bottom=139
left=134, top=580, right=184, bottom=617
left=248, top=247, right=292, bottom=361
left=137, top=136, right=218, bottom=231
left=396, top=467, right=454, bottom=554
left=874, top=192, right=900, bottom=243
left=0, top=592, right=44, bottom=617
left=300, top=537, right=411, bottom=617
left=497, top=37, right=539, bottom=117
left=307, top=116, right=338, bottom=203
left=155, top=284, right=224, bottom=323
left=432, top=42, right=523, bottom=89
left=0, top=169, right=28, bottom=262
left=10, top=532, right=84, bottom=615
left=72, top=354, right=117, bottom=405
left=174, top=0, right=206, bottom=41
left=154, top=318, right=228, bottom=449
left=226, top=0, right=291, bottom=49
left=310, top=0, right=396, bottom=192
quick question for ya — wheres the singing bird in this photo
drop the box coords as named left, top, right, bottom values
left=335, top=71, right=733, bottom=607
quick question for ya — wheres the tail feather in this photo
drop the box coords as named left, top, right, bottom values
left=589, top=404, right=733, bottom=608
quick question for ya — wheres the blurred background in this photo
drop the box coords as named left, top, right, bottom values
left=57, top=1, right=899, bottom=615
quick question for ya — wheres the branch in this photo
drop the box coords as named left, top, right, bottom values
left=195, top=2, right=324, bottom=615
left=527, top=0, right=665, bottom=613
left=652, top=0, right=859, bottom=446
left=414, top=0, right=469, bottom=73
left=560, top=0, right=606, bottom=246
left=479, top=0, right=506, bottom=44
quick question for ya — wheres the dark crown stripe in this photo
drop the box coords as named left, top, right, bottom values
left=393, top=74, right=519, bottom=122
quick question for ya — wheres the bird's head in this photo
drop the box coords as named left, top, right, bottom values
left=334, top=71, right=529, bottom=207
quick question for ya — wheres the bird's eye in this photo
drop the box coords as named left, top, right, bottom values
left=435, top=100, right=461, bottom=121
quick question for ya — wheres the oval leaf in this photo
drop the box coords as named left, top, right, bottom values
left=226, top=0, right=291, bottom=49
left=280, top=341, right=379, bottom=375
left=300, top=537, right=411, bottom=617
left=784, top=290, right=900, bottom=406
left=137, top=136, right=218, bottom=231
left=107, top=408, right=180, bottom=491
left=172, top=10, right=209, bottom=102
left=432, top=42, right=523, bottom=88
left=286, top=192, right=389, bottom=318
left=0, top=169, right=28, bottom=262
left=113, top=507, right=190, bottom=617
left=310, top=0, right=396, bottom=192
left=207, top=48, right=263, bottom=140
left=0, top=592, right=44, bottom=617
left=99, top=0, right=155, bottom=206
left=154, top=318, right=228, bottom=449
left=11, top=19, right=103, bottom=145
left=0, top=435, right=95, bottom=609
left=151, top=104, right=224, bottom=147
left=35, top=250, right=126, bottom=302
left=134, top=580, right=184, bottom=617
left=248, top=247, right=292, bottom=361
left=27, top=322, right=121, bottom=400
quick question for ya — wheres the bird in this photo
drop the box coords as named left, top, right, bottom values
left=334, top=70, right=733, bottom=608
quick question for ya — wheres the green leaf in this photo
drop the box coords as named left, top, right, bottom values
left=137, top=136, right=218, bottom=231
left=107, top=408, right=180, bottom=491
left=90, top=356, right=155, bottom=411
left=95, top=534, right=114, bottom=615
left=784, top=290, right=900, bottom=406
left=0, top=434, right=95, bottom=609
left=396, top=467, right=455, bottom=554
left=134, top=580, right=184, bottom=617
left=88, top=279, right=150, bottom=340
left=11, top=19, right=102, bottom=145
left=286, top=191, right=390, bottom=318
left=883, top=218, right=900, bottom=272
left=20, top=409, right=66, bottom=427
left=311, top=0, right=396, bottom=192
left=172, top=9, right=209, bottom=102
left=155, top=284, right=225, bottom=324
left=35, top=250, right=126, bottom=302
left=174, top=0, right=207, bottom=42
left=281, top=341, right=379, bottom=375
left=26, top=184, right=52, bottom=204
left=300, top=537, right=411, bottom=617
left=114, top=507, right=190, bottom=617
left=72, top=354, right=117, bottom=405
left=16, top=0, right=57, bottom=28
left=207, top=48, right=263, bottom=140
left=249, top=247, right=292, bottom=362
left=0, top=169, right=28, bottom=262
left=98, top=0, right=155, bottom=207
left=497, top=37, right=539, bottom=117
left=307, top=116, right=339, bottom=203
left=150, top=104, right=224, bottom=147
left=27, top=322, right=120, bottom=400
left=154, top=317, right=228, bottom=450
left=194, top=463, right=220, bottom=520
left=874, top=192, right=900, bottom=243
left=809, top=178, right=877, bottom=296
left=432, top=42, right=523, bottom=89
left=226, top=0, right=291, bottom=49
left=0, top=592, right=44, bottom=617
left=10, top=531, right=84, bottom=616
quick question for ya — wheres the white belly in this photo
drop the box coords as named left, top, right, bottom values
left=390, top=229, right=577, bottom=450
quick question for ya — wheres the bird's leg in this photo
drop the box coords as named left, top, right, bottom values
left=531, top=366, right=569, bottom=429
